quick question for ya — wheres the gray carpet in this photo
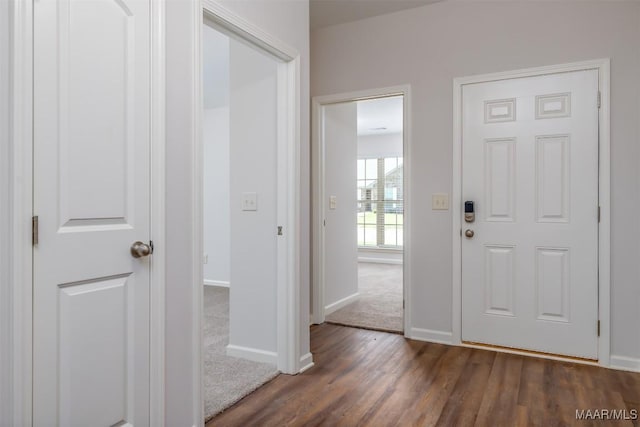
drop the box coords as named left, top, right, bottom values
left=203, top=286, right=279, bottom=422
left=325, top=262, right=403, bottom=333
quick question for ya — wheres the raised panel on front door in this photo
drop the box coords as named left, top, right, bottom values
left=59, top=0, right=135, bottom=228
left=58, top=275, right=131, bottom=426
left=484, top=98, right=516, bottom=123
left=536, top=93, right=571, bottom=120
left=536, top=247, right=570, bottom=323
left=484, top=138, right=516, bottom=222
left=484, top=245, right=515, bottom=316
left=536, top=135, right=570, bottom=223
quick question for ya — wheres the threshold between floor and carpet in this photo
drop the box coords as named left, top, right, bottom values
left=325, top=262, right=403, bottom=334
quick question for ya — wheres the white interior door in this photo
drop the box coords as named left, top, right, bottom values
left=461, top=70, right=599, bottom=359
left=33, top=0, right=151, bottom=425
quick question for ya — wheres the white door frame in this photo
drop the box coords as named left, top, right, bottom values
left=193, top=0, right=302, bottom=414
left=452, top=58, right=611, bottom=367
left=7, top=0, right=166, bottom=424
left=312, top=86, right=412, bottom=334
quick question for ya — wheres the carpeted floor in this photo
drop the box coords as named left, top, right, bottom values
left=325, top=262, right=403, bottom=333
left=203, top=286, right=279, bottom=422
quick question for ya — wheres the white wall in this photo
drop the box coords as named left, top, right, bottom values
left=358, top=133, right=402, bottom=159
left=165, top=1, right=310, bottom=423
left=203, top=24, right=230, bottom=109
left=323, top=102, right=359, bottom=310
left=0, top=0, right=11, bottom=421
left=312, top=1, right=640, bottom=364
left=228, top=38, right=278, bottom=354
left=203, top=107, right=230, bottom=285
left=202, top=20, right=231, bottom=285
left=165, top=1, right=200, bottom=424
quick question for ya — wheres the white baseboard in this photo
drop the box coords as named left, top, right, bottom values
left=299, top=352, right=314, bottom=373
left=358, top=257, right=403, bottom=265
left=409, top=327, right=453, bottom=345
left=226, top=344, right=277, bottom=365
left=204, top=279, right=230, bottom=288
left=324, top=292, right=359, bottom=316
left=610, top=355, right=640, bottom=373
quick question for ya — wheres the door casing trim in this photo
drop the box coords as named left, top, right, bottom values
left=451, top=58, right=611, bottom=367
left=8, top=0, right=167, bottom=424
left=311, top=85, right=412, bottom=335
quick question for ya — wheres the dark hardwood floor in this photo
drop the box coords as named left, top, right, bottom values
left=207, top=324, right=640, bottom=426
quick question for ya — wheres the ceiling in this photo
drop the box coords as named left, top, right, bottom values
left=310, top=0, right=442, bottom=30
left=357, top=96, right=403, bottom=136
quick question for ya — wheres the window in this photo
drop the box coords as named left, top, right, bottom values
left=357, top=157, right=403, bottom=248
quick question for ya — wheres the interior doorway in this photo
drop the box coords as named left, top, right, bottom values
left=201, top=20, right=279, bottom=421
left=313, top=88, right=411, bottom=335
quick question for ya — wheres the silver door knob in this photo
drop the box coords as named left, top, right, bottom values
left=131, top=241, right=152, bottom=258
left=465, top=229, right=474, bottom=238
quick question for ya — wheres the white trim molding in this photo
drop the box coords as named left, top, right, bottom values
left=204, top=280, right=230, bottom=288
left=226, top=345, right=278, bottom=365
left=452, top=58, right=611, bottom=368
left=149, top=0, right=166, bottom=425
left=299, top=352, right=314, bottom=373
left=358, top=257, right=403, bottom=265
left=610, top=355, right=640, bottom=373
left=324, top=292, right=359, bottom=316
left=409, top=328, right=453, bottom=346
left=9, top=0, right=34, bottom=425
left=311, top=85, right=412, bottom=333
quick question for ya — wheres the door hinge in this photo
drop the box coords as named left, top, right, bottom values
left=598, top=206, right=601, bottom=223
left=277, top=226, right=283, bottom=236
left=597, top=91, right=601, bottom=109
left=32, top=215, right=39, bottom=246
left=597, top=320, right=601, bottom=337
left=403, top=300, right=405, bottom=309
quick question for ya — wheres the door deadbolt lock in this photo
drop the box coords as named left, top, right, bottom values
left=464, top=201, right=475, bottom=223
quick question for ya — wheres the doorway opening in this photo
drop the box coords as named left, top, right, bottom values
left=313, top=89, right=410, bottom=335
left=201, top=19, right=278, bottom=420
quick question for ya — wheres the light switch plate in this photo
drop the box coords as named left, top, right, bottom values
left=329, top=196, right=337, bottom=210
left=432, top=193, right=449, bottom=210
left=242, top=192, right=258, bottom=211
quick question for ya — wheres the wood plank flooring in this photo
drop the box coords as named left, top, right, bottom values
left=207, top=324, right=640, bottom=426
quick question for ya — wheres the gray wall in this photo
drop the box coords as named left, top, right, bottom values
left=311, top=1, right=640, bottom=362
left=165, top=1, right=310, bottom=423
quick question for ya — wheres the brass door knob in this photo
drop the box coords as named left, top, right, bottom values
left=465, top=229, right=474, bottom=238
left=131, top=241, right=152, bottom=258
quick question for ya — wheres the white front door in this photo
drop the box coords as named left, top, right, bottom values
left=461, top=70, right=599, bottom=359
left=33, top=0, right=152, bottom=425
